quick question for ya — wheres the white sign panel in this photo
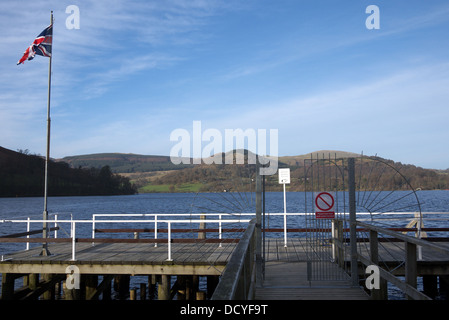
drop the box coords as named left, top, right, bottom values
left=278, top=168, right=290, bottom=184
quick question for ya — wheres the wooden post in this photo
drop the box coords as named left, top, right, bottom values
left=192, top=275, right=199, bottom=300
left=369, top=230, right=388, bottom=300
left=405, top=241, right=417, bottom=300
left=333, top=220, right=344, bottom=268
left=140, top=283, right=146, bottom=300
left=185, top=276, right=193, bottom=300
left=158, top=275, right=171, bottom=300
left=55, top=279, right=62, bottom=299
left=130, top=288, right=136, bottom=300
left=176, top=276, right=186, bottom=300
left=196, top=291, right=206, bottom=300
left=148, top=275, right=156, bottom=300
left=43, top=273, right=55, bottom=300
left=1, top=273, right=14, bottom=300
left=198, top=214, right=206, bottom=240
left=29, top=274, right=39, bottom=300
left=63, top=275, right=80, bottom=300
left=114, top=275, right=130, bottom=300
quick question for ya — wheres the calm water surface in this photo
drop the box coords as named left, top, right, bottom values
left=0, top=190, right=448, bottom=299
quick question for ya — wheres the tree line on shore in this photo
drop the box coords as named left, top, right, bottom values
left=150, top=156, right=449, bottom=192
left=0, top=147, right=137, bottom=197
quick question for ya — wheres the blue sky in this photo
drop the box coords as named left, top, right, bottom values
left=1, top=0, right=449, bottom=169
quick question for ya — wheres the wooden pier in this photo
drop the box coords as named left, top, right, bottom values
left=0, top=240, right=237, bottom=300
left=1, top=223, right=449, bottom=300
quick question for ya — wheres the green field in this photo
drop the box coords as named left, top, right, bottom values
left=139, top=183, right=203, bottom=193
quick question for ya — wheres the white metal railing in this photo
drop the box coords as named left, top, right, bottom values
left=93, top=211, right=449, bottom=246
left=1, top=212, right=448, bottom=262
left=91, top=213, right=256, bottom=243
left=0, top=217, right=250, bottom=261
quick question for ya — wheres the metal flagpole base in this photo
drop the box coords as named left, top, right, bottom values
left=40, top=247, right=51, bottom=256
left=40, top=210, right=51, bottom=256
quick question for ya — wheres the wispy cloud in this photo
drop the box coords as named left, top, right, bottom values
left=1, top=0, right=238, bottom=152
left=209, top=62, right=449, bottom=167
left=2, top=1, right=449, bottom=169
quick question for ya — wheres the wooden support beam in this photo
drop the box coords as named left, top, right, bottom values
left=85, top=275, right=98, bottom=300
left=81, top=275, right=113, bottom=300
left=21, top=274, right=65, bottom=300
left=173, top=277, right=184, bottom=300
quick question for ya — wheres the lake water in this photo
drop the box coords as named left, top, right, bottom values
left=0, top=190, right=448, bottom=300
left=1, top=190, right=448, bottom=240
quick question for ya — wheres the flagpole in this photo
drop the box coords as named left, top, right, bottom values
left=41, top=10, right=53, bottom=256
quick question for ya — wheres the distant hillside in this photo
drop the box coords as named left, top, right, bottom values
left=0, top=147, right=137, bottom=197
left=59, top=153, right=192, bottom=173
left=142, top=152, right=449, bottom=193
left=279, top=150, right=361, bottom=166
left=55, top=149, right=449, bottom=193
left=60, top=149, right=360, bottom=173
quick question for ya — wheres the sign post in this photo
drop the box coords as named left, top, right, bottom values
left=278, top=168, right=290, bottom=247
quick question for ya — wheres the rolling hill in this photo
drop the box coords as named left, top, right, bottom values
left=278, top=150, right=361, bottom=166
left=59, top=153, right=192, bottom=173
left=5, top=145, right=447, bottom=195
left=59, top=150, right=361, bottom=173
left=56, top=150, right=449, bottom=193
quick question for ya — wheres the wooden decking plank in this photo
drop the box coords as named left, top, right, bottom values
left=256, top=287, right=370, bottom=300
left=256, top=261, right=369, bottom=300
left=176, top=242, right=216, bottom=263
left=206, top=242, right=237, bottom=265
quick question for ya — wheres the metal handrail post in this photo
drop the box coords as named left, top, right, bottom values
left=167, top=222, right=172, bottom=261
left=26, top=217, right=30, bottom=251
left=348, top=158, right=358, bottom=287
left=54, top=214, right=58, bottom=239
left=71, top=221, right=76, bottom=261
left=92, top=215, right=95, bottom=240
left=154, top=215, right=158, bottom=247
left=219, top=214, right=222, bottom=248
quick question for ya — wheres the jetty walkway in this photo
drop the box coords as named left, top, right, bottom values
left=1, top=213, right=449, bottom=300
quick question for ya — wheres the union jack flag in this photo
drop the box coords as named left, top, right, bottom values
left=17, top=24, right=52, bottom=65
